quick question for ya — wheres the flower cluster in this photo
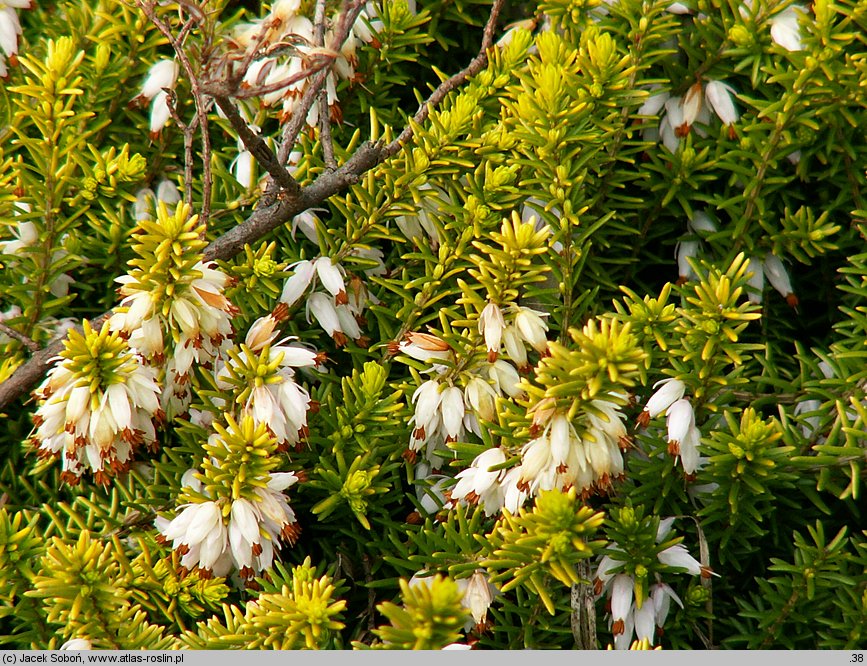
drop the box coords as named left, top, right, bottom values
left=31, top=321, right=161, bottom=485
left=517, top=397, right=630, bottom=496
left=745, top=254, right=798, bottom=307
left=479, top=303, right=550, bottom=373
left=156, top=415, right=302, bottom=580
left=448, top=447, right=527, bottom=516
left=280, top=256, right=369, bottom=347
left=637, top=378, right=701, bottom=475
left=394, top=329, right=526, bottom=468
left=595, top=518, right=715, bottom=649
left=211, top=304, right=321, bottom=450
left=109, top=202, right=238, bottom=419
left=640, top=79, right=741, bottom=154
left=225, top=0, right=384, bottom=127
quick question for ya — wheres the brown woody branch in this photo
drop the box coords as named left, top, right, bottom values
left=0, top=322, right=39, bottom=353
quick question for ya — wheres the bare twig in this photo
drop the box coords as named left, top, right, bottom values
left=163, top=88, right=195, bottom=203
left=276, top=0, right=366, bottom=166
left=230, top=20, right=276, bottom=89
left=205, top=62, right=330, bottom=100
left=0, top=322, right=39, bottom=353
left=313, top=0, right=337, bottom=171
left=212, top=95, right=300, bottom=196
left=204, top=140, right=384, bottom=262
left=318, top=89, right=337, bottom=171
left=0, top=0, right=506, bottom=410
left=139, top=0, right=214, bottom=224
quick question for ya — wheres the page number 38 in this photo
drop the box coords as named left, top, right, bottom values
left=852, top=654, right=864, bottom=662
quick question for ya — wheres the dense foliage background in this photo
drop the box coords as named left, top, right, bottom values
left=0, top=0, right=865, bottom=650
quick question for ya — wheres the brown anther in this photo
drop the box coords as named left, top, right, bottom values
left=94, top=470, right=111, bottom=486
left=406, top=511, right=423, bottom=525
left=335, top=290, right=349, bottom=306
left=612, top=619, right=625, bottom=635
left=618, top=435, right=634, bottom=451
left=487, top=350, right=498, bottom=363
left=308, top=400, right=320, bottom=414
left=176, top=543, right=190, bottom=556
left=667, top=441, right=681, bottom=456
left=251, top=542, right=263, bottom=557
left=240, top=565, right=256, bottom=580
left=60, top=471, right=82, bottom=486
left=402, top=449, right=418, bottom=464
left=675, top=122, right=691, bottom=138
left=198, top=567, right=213, bottom=580
left=413, top=425, right=426, bottom=440
left=332, top=331, right=348, bottom=347
left=294, top=470, right=308, bottom=483
left=272, top=302, right=289, bottom=322
left=281, top=521, right=302, bottom=545
left=785, top=293, right=799, bottom=308
left=636, top=410, right=651, bottom=428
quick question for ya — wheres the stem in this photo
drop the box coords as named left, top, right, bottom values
left=570, top=561, right=598, bottom=649
left=0, top=322, right=39, bottom=352
left=276, top=0, right=366, bottom=167
left=313, top=0, right=337, bottom=171
left=139, top=0, right=214, bottom=224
